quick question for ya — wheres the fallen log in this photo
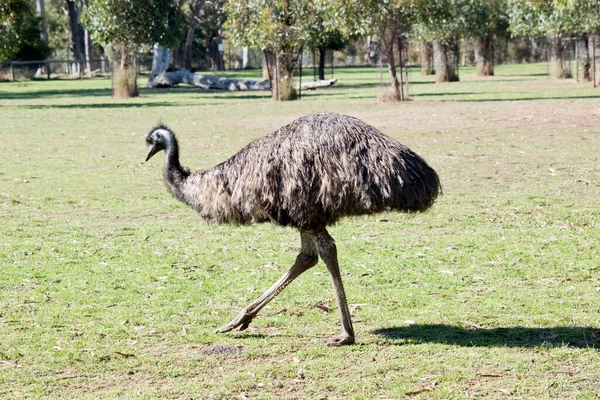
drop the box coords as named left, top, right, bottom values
left=147, top=70, right=270, bottom=90
left=295, top=78, right=337, bottom=90
left=147, top=69, right=337, bottom=91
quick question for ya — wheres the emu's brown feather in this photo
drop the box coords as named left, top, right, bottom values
left=154, top=112, right=440, bottom=230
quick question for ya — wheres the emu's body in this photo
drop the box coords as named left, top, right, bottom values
left=145, top=112, right=441, bottom=345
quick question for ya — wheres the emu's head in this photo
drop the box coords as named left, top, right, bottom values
left=145, top=124, right=175, bottom=162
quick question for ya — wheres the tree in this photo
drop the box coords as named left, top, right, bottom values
left=304, top=8, right=350, bottom=81
left=181, top=0, right=205, bottom=69
left=414, top=0, right=467, bottom=82
left=463, top=0, right=510, bottom=76
left=199, top=0, right=226, bottom=71
left=226, top=0, right=328, bottom=101
left=336, top=0, right=416, bottom=101
left=66, top=0, right=86, bottom=75
left=564, top=0, right=600, bottom=83
left=0, top=0, right=51, bottom=62
left=81, top=0, right=184, bottom=97
left=508, top=0, right=577, bottom=78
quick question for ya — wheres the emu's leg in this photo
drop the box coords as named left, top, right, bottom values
left=215, top=230, right=318, bottom=333
left=315, top=229, right=355, bottom=346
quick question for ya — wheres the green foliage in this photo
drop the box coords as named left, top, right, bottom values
left=413, top=0, right=469, bottom=44
left=81, top=0, right=185, bottom=48
left=334, top=0, right=415, bottom=39
left=462, top=0, right=510, bottom=41
left=507, top=0, right=599, bottom=37
left=0, top=0, right=51, bottom=61
left=413, top=0, right=510, bottom=47
left=565, top=0, right=600, bottom=34
left=225, top=0, right=321, bottom=54
left=199, top=0, right=227, bottom=40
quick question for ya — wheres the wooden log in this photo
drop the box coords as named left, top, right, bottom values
left=295, top=78, right=336, bottom=90
left=147, top=70, right=271, bottom=90
left=147, top=70, right=337, bottom=91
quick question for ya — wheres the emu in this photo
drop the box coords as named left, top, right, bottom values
left=145, top=112, right=441, bottom=346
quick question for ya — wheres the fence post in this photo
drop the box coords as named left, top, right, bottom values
left=593, top=37, right=596, bottom=88
left=10, top=62, right=14, bottom=81
left=298, top=52, right=302, bottom=100
left=46, top=61, right=50, bottom=79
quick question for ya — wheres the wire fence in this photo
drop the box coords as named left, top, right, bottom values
left=0, top=58, right=114, bottom=80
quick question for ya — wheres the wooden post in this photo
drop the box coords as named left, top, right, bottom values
left=313, top=49, right=316, bottom=81
left=405, top=47, right=410, bottom=99
left=575, top=39, right=579, bottom=82
left=593, top=37, right=596, bottom=88
left=298, top=52, right=302, bottom=100
left=275, top=53, right=280, bottom=101
left=331, top=50, right=334, bottom=79
left=379, top=45, right=384, bottom=94
left=398, top=36, right=404, bottom=102
left=546, top=43, right=550, bottom=79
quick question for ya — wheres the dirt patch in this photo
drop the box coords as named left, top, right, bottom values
left=202, top=344, right=243, bottom=355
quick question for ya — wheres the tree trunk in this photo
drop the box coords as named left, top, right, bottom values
left=263, top=50, right=275, bottom=80
left=420, top=41, right=434, bottom=75
left=181, top=0, right=204, bottom=69
left=433, top=41, right=459, bottom=83
left=274, top=52, right=298, bottom=101
left=152, top=44, right=171, bottom=75
left=113, top=40, right=138, bottom=98
left=35, top=0, right=49, bottom=77
left=242, top=46, right=249, bottom=69
left=84, top=29, right=92, bottom=76
left=318, top=47, right=326, bottom=80
left=581, top=34, right=591, bottom=82
left=380, top=29, right=401, bottom=102
left=475, top=37, right=494, bottom=76
left=550, top=34, right=569, bottom=79
left=208, top=35, right=224, bottom=71
left=36, top=0, right=48, bottom=43
left=66, top=0, right=85, bottom=76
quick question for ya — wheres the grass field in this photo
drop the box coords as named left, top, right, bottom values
left=1, top=64, right=599, bottom=399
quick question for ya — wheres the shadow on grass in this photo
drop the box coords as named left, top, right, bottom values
left=423, top=94, right=600, bottom=102
left=22, top=102, right=178, bottom=109
left=0, top=88, right=113, bottom=100
left=373, top=324, right=600, bottom=348
left=414, top=92, right=481, bottom=97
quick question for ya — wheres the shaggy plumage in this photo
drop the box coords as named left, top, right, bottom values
left=148, top=113, right=440, bottom=230
left=145, top=112, right=441, bottom=346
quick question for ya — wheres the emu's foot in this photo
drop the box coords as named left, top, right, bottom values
left=326, top=335, right=355, bottom=346
left=215, top=311, right=254, bottom=333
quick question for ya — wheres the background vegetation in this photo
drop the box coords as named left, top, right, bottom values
left=2, top=0, right=600, bottom=97
left=1, top=64, right=599, bottom=398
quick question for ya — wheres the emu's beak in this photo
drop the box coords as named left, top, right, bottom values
left=145, top=145, right=159, bottom=162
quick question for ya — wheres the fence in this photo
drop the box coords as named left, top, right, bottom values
left=0, top=58, right=116, bottom=81
left=550, top=36, right=600, bottom=85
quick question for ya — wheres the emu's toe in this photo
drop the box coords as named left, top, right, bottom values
left=326, top=335, right=355, bottom=346
left=215, top=312, right=254, bottom=333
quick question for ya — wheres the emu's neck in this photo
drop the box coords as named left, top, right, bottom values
left=162, top=134, right=191, bottom=200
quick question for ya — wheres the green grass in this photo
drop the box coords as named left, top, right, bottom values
left=1, top=63, right=599, bottom=399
